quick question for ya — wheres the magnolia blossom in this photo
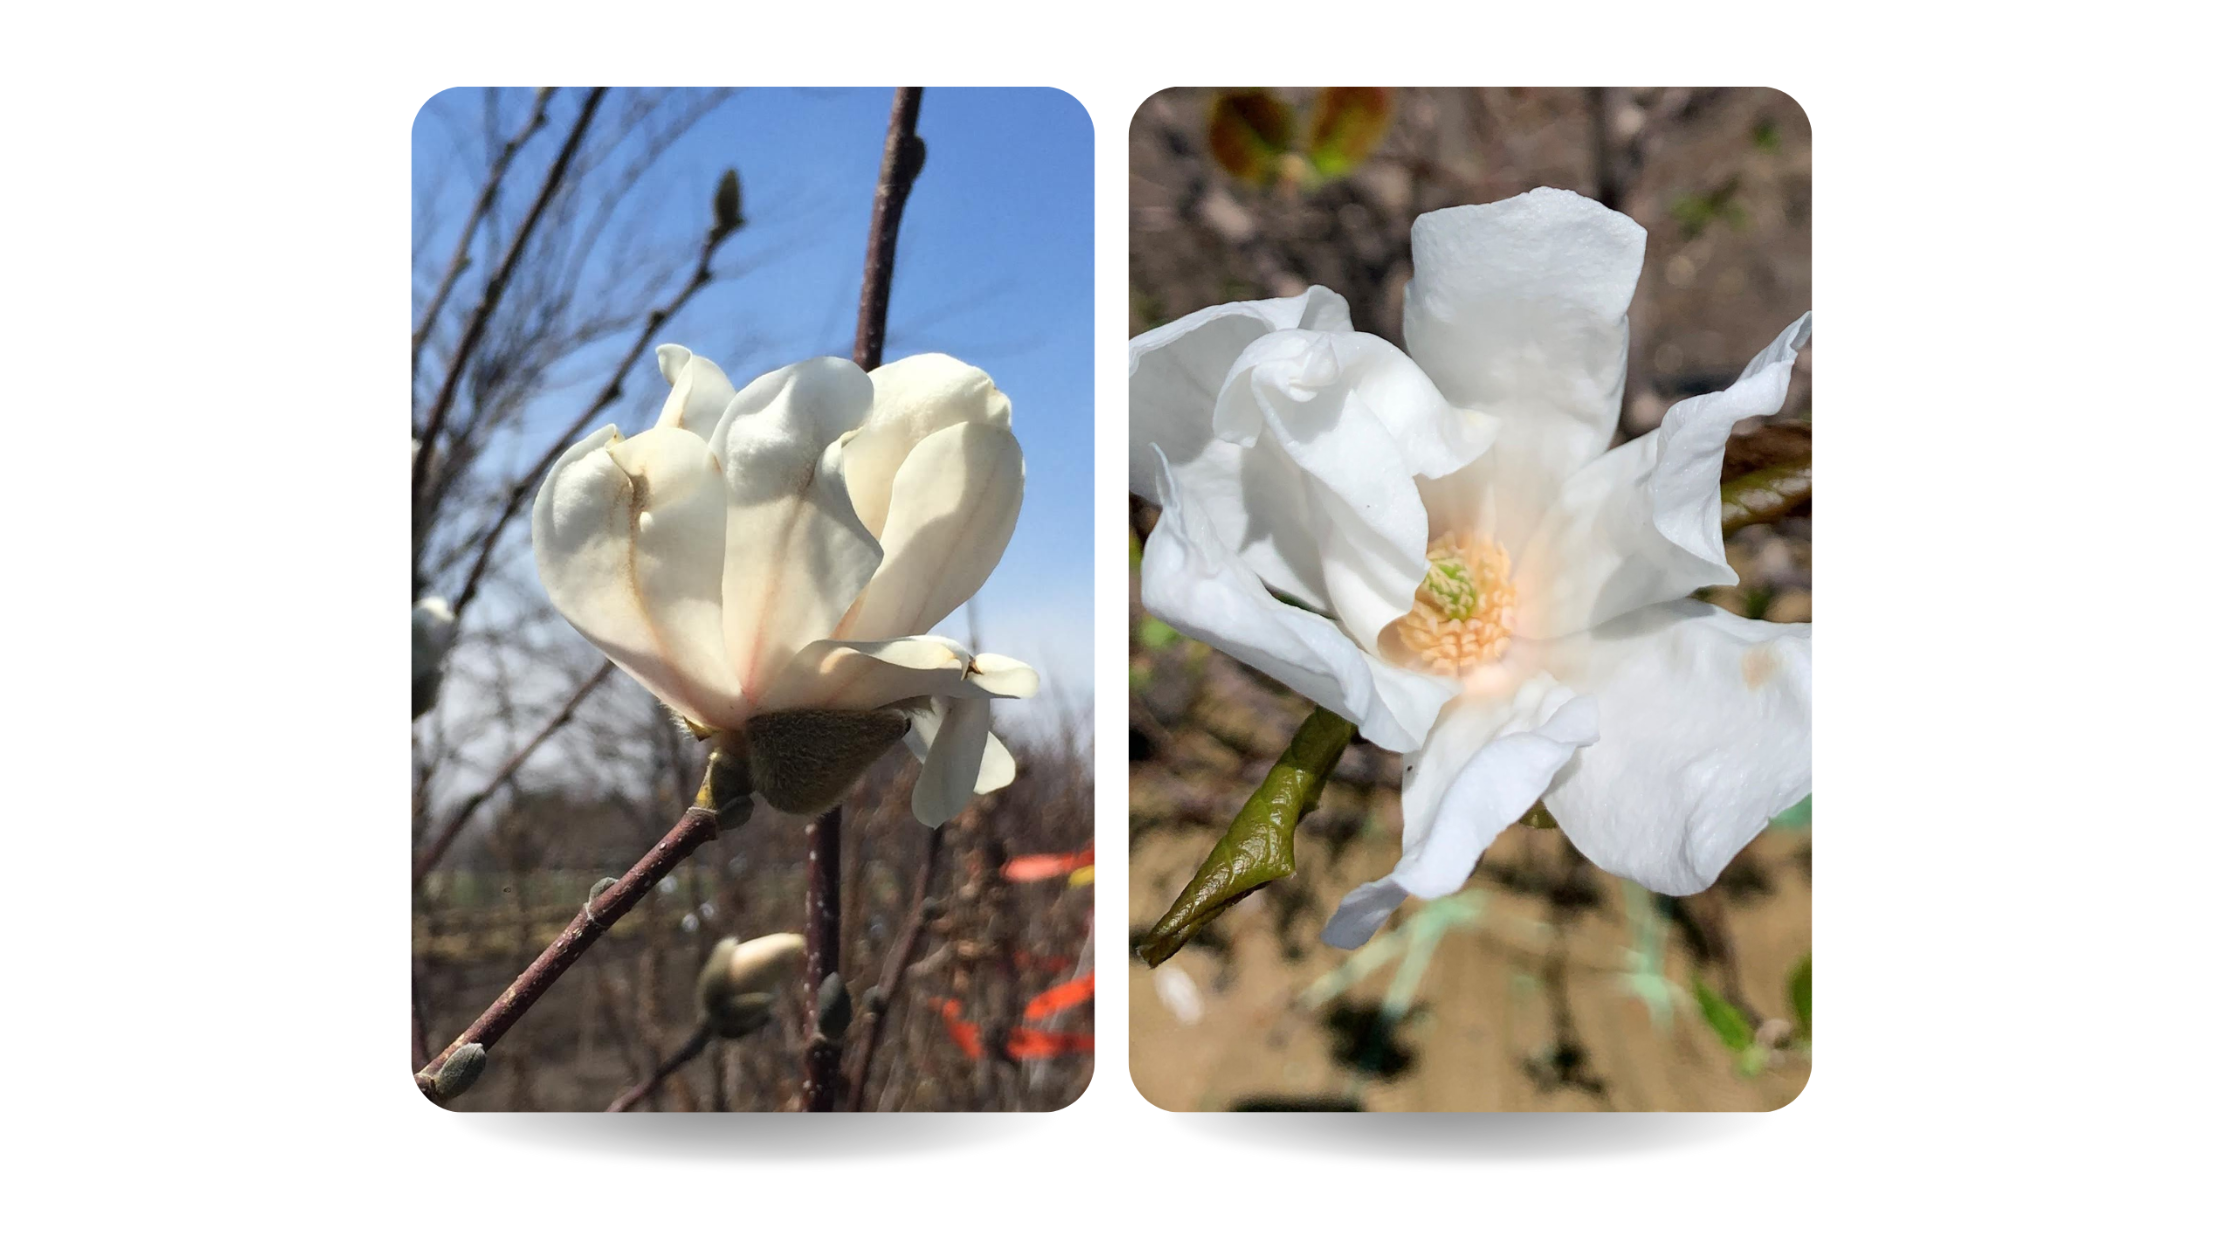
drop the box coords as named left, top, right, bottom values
left=1131, top=187, right=1810, bottom=949
left=533, top=346, right=1036, bottom=825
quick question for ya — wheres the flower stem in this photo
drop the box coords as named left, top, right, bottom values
left=852, top=87, right=925, bottom=373
left=414, top=803, right=723, bottom=1103
left=604, top=1022, right=714, bottom=1113
left=802, top=808, right=844, bottom=1111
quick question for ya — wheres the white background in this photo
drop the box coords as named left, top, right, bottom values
left=3, top=3, right=2230, bottom=1254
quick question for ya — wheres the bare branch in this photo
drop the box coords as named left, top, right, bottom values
left=411, top=88, right=556, bottom=375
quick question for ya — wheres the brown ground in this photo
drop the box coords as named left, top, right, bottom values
left=1128, top=87, right=1811, bottom=1112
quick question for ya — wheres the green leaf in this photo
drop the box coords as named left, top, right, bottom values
left=1138, top=706, right=1355, bottom=967
left=1206, top=89, right=1295, bottom=187
left=1137, top=616, right=1179, bottom=650
left=1693, top=978, right=1754, bottom=1052
left=1721, top=462, right=1811, bottom=535
left=1305, top=87, right=1394, bottom=177
left=1788, top=954, right=1811, bottom=1035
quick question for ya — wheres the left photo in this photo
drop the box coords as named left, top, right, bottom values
left=409, top=87, right=1094, bottom=1112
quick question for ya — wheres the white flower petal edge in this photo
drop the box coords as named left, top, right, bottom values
left=653, top=344, right=737, bottom=441
left=1404, top=189, right=1645, bottom=539
left=532, top=424, right=746, bottom=730
left=843, top=354, right=1013, bottom=540
left=708, top=358, right=883, bottom=707
left=762, top=634, right=1037, bottom=714
left=911, top=693, right=994, bottom=826
left=838, top=418, right=1025, bottom=642
left=1141, top=447, right=1455, bottom=752
left=1209, top=329, right=1495, bottom=647
left=1541, top=601, right=1809, bottom=896
left=903, top=697, right=1018, bottom=824
left=1321, top=676, right=1598, bottom=949
left=1514, top=312, right=1813, bottom=639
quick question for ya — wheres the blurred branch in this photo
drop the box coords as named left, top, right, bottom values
left=842, top=824, right=944, bottom=1110
left=604, top=1023, right=712, bottom=1112
left=1139, top=706, right=1355, bottom=967
left=410, top=88, right=555, bottom=375
left=447, top=199, right=743, bottom=620
left=416, top=798, right=722, bottom=1103
left=802, top=809, right=844, bottom=1111
left=413, top=87, right=606, bottom=515
left=411, top=661, right=615, bottom=884
left=852, top=87, right=925, bottom=372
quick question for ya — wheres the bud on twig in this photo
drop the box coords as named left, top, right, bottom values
left=427, top=1043, right=486, bottom=1101
left=697, top=933, right=806, bottom=1039
left=816, top=972, right=852, bottom=1041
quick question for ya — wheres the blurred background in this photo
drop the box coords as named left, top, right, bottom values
left=410, top=87, right=1093, bottom=1111
left=1128, top=87, right=1811, bottom=1111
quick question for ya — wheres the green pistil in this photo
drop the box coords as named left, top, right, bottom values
left=1421, top=556, right=1478, bottom=620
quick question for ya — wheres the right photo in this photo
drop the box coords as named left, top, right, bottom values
left=1127, top=87, right=1812, bottom=1112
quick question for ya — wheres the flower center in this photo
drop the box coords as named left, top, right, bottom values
left=1395, top=531, right=1517, bottom=675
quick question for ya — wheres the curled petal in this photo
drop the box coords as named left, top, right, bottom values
left=532, top=425, right=744, bottom=729
left=1321, top=676, right=1597, bottom=948
left=709, top=359, right=883, bottom=706
left=652, top=345, right=737, bottom=441
left=1514, top=313, right=1812, bottom=638
left=904, top=698, right=1018, bottom=794
left=1542, top=601, right=1810, bottom=896
left=837, top=420, right=1024, bottom=641
left=761, top=634, right=1033, bottom=714
left=1140, top=447, right=1453, bottom=752
left=1209, top=329, right=1492, bottom=647
left=1404, top=188, right=1645, bottom=534
left=846, top=354, right=1012, bottom=540
left=909, top=693, right=996, bottom=826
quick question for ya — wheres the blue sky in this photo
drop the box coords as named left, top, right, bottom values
left=413, top=87, right=1094, bottom=735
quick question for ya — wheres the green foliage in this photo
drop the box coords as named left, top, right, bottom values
left=1138, top=616, right=1180, bottom=650
left=1693, top=978, right=1754, bottom=1052
left=1207, top=90, right=1294, bottom=186
left=1305, top=87, right=1395, bottom=178
left=1138, top=706, right=1356, bottom=967
left=1752, top=120, right=1782, bottom=152
left=1671, top=176, right=1746, bottom=238
left=1788, top=954, right=1812, bottom=1035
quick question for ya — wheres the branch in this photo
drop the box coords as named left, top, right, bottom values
left=411, top=88, right=556, bottom=375
left=416, top=801, right=721, bottom=1102
left=801, top=808, right=844, bottom=1111
left=446, top=211, right=738, bottom=620
left=413, top=87, right=606, bottom=512
left=412, top=661, right=614, bottom=885
left=852, top=87, right=925, bottom=372
left=842, top=824, right=944, bottom=1110
left=604, top=1023, right=713, bottom=1112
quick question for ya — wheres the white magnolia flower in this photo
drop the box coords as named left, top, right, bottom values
left=533, top=346, right=1036, bottom=825
left=1130, top=187, right=1810, bottom=948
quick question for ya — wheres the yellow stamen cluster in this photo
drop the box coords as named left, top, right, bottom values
left=1395, top=531, right=1517, bottom=675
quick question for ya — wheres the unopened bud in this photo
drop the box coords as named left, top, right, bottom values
left=816, top=972, right=852, bottom=1041
left=696, top=745, right=757, bottom=830
left=697, top=933, right=805, bottom=1038
left=428, top=1043, right=486, bottom=1101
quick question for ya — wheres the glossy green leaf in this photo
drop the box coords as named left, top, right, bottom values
left=1788, top=954, right=1811, bottom=1035
left=1722, top=462, right=1811, bottom=535
left=1138, top=706, right=1355, bottom=967
left=1306, top=87, right=1394, bottom=177
left=1207, top=89, right=1294, bottom=186
left=1693, top=978, right=1754, bottom=1052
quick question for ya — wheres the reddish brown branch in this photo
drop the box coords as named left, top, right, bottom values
left=852, top=87, right=925, bottom=372
left=604, top=1023, right=713, bottom=1112
left=411, top=661, right=614, bottom=884
left=801, top=808, right=844, bottom=1111
left=415, top=803, right=721, bottom=1102
left=410, top=88, right=556, bottom=374
left=842, top=824, right=944, bottom=1110
left=413, top=87, right=606, bottom=512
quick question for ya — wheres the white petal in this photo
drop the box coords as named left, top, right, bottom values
left=835, top=419, right=1023, bottom=641
left=903, top=699, right=1017, bottom=794
left=846, top=354, right=1012, bottom=540
left=1512, top=314, right=1811, bottom=638
left=1127, top=286, right=1352, bottom=501
left=1542, top=601, right=1809, bottom=895
left=532, top=424, right=745, bottom=729
left=911, top=692, right=994, bottom=826
left=1403, top=188, right=1645, bottom=535
left=1321, top=676, right=1597, bottom=948
left=1139, top=447, right=1454, bottom=752
left=1209, top=329, right=1492, bottom=647
left=652, top=345, right=737, bottom=441
left=709, top=358, right=883, bottom=707
left=761, top=634, right=1029, bottom=713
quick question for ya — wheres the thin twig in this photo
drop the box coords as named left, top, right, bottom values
left=411, top=661, right=615, bottom=884
left=416, top=802, right=721, bottom=1101
left=411, top=88, right=556, bottom=374
left=446, top=211, right=739, bottom=620
left=852, top=87, right=925, bottom=372
left=842, top=824, right=944, bottom=1110
left=802, top=808, right=844, bottom=1111
left=605, top=1024, right=713, bottom=1112
left=414, top=87, right=606, bottom=511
